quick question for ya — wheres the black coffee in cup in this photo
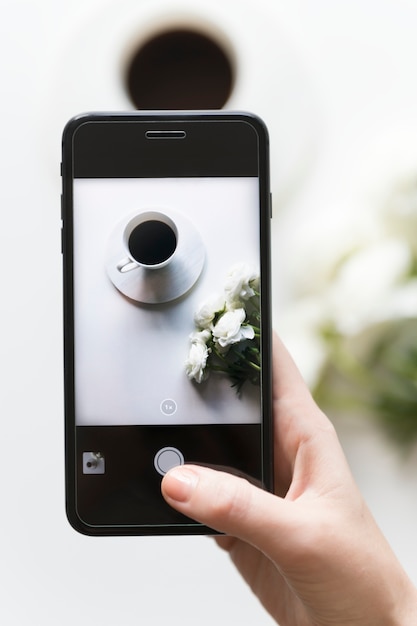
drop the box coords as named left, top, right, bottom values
left=128, top=219, right=177, bottom=266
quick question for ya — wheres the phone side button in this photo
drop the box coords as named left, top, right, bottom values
left=154, top=447, right=184, bottom=476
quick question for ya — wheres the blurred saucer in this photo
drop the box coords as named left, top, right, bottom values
left=105, top=208, right=205, bottom=304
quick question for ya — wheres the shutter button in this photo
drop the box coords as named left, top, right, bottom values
left=154, top=447, right=184, bottom=476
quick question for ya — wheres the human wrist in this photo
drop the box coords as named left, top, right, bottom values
left=390, top=579, right=417, bottom=626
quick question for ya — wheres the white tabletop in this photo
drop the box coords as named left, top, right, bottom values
left=1, top=1, right=417, bottom=624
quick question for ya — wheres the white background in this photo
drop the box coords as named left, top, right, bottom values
left=2, top=0, right=417, bottom=624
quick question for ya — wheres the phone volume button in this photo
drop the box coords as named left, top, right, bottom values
left=269, top=192, right=273, bottom=218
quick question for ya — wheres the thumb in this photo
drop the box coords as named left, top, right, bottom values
left=161, top=464, right=294, bottom=552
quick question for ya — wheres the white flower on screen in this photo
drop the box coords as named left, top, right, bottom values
left=224, top=263, right=259, bottom=307
left=194, top=293, right=225, bottom=329
left=185, top=330, right=211, bottom=383
left=212, top=308, right=255, bottom=349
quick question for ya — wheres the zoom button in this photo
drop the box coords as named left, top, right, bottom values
left=160, top=399, right=177, bottom=416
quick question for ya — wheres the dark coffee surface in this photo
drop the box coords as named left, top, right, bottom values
left=128, top=220, right=177, bottom=265
left=125, top=29, right=233, bottom=110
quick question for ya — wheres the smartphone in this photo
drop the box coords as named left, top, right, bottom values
left=62, top=111, right=273, bottom=535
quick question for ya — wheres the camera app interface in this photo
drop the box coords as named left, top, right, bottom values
left=73, top=175, right=263, bottom=527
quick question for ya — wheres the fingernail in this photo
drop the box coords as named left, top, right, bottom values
left=162, top=466, right=199, bottom=503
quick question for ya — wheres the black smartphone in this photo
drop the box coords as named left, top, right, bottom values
left=62, top=111, right=273, bottom=535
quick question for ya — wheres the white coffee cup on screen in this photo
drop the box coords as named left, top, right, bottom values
left=117, top=211, right=178, bottom=273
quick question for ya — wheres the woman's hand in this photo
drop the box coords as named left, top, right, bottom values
left=162, top=335, right=417, bottom=625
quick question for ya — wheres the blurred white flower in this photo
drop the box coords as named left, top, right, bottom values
left=212, top=308, right=255, bottom=349
left=323, top=238, right=413, bottom=335
left=298, top=137, right=417, bottom=446
left=286, top=209, right=381, bottom=300
left=383, top=175, right=417, bottom=254
left=386, top=279, right=417, bottom=319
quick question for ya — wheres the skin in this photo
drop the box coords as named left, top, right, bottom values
left=162, top=335, right=417, bottom=626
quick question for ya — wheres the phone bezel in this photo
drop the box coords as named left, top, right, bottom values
left=62, top=111, right=273, bottom=536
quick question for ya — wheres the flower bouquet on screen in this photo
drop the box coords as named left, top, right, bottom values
left=185, top=263, right=261, bottom=393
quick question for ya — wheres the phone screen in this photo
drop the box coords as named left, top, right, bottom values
left=62, top=113, right=272, bottom=534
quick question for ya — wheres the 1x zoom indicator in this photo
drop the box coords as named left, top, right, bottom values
left=160, top=399, right=177, bottom=416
